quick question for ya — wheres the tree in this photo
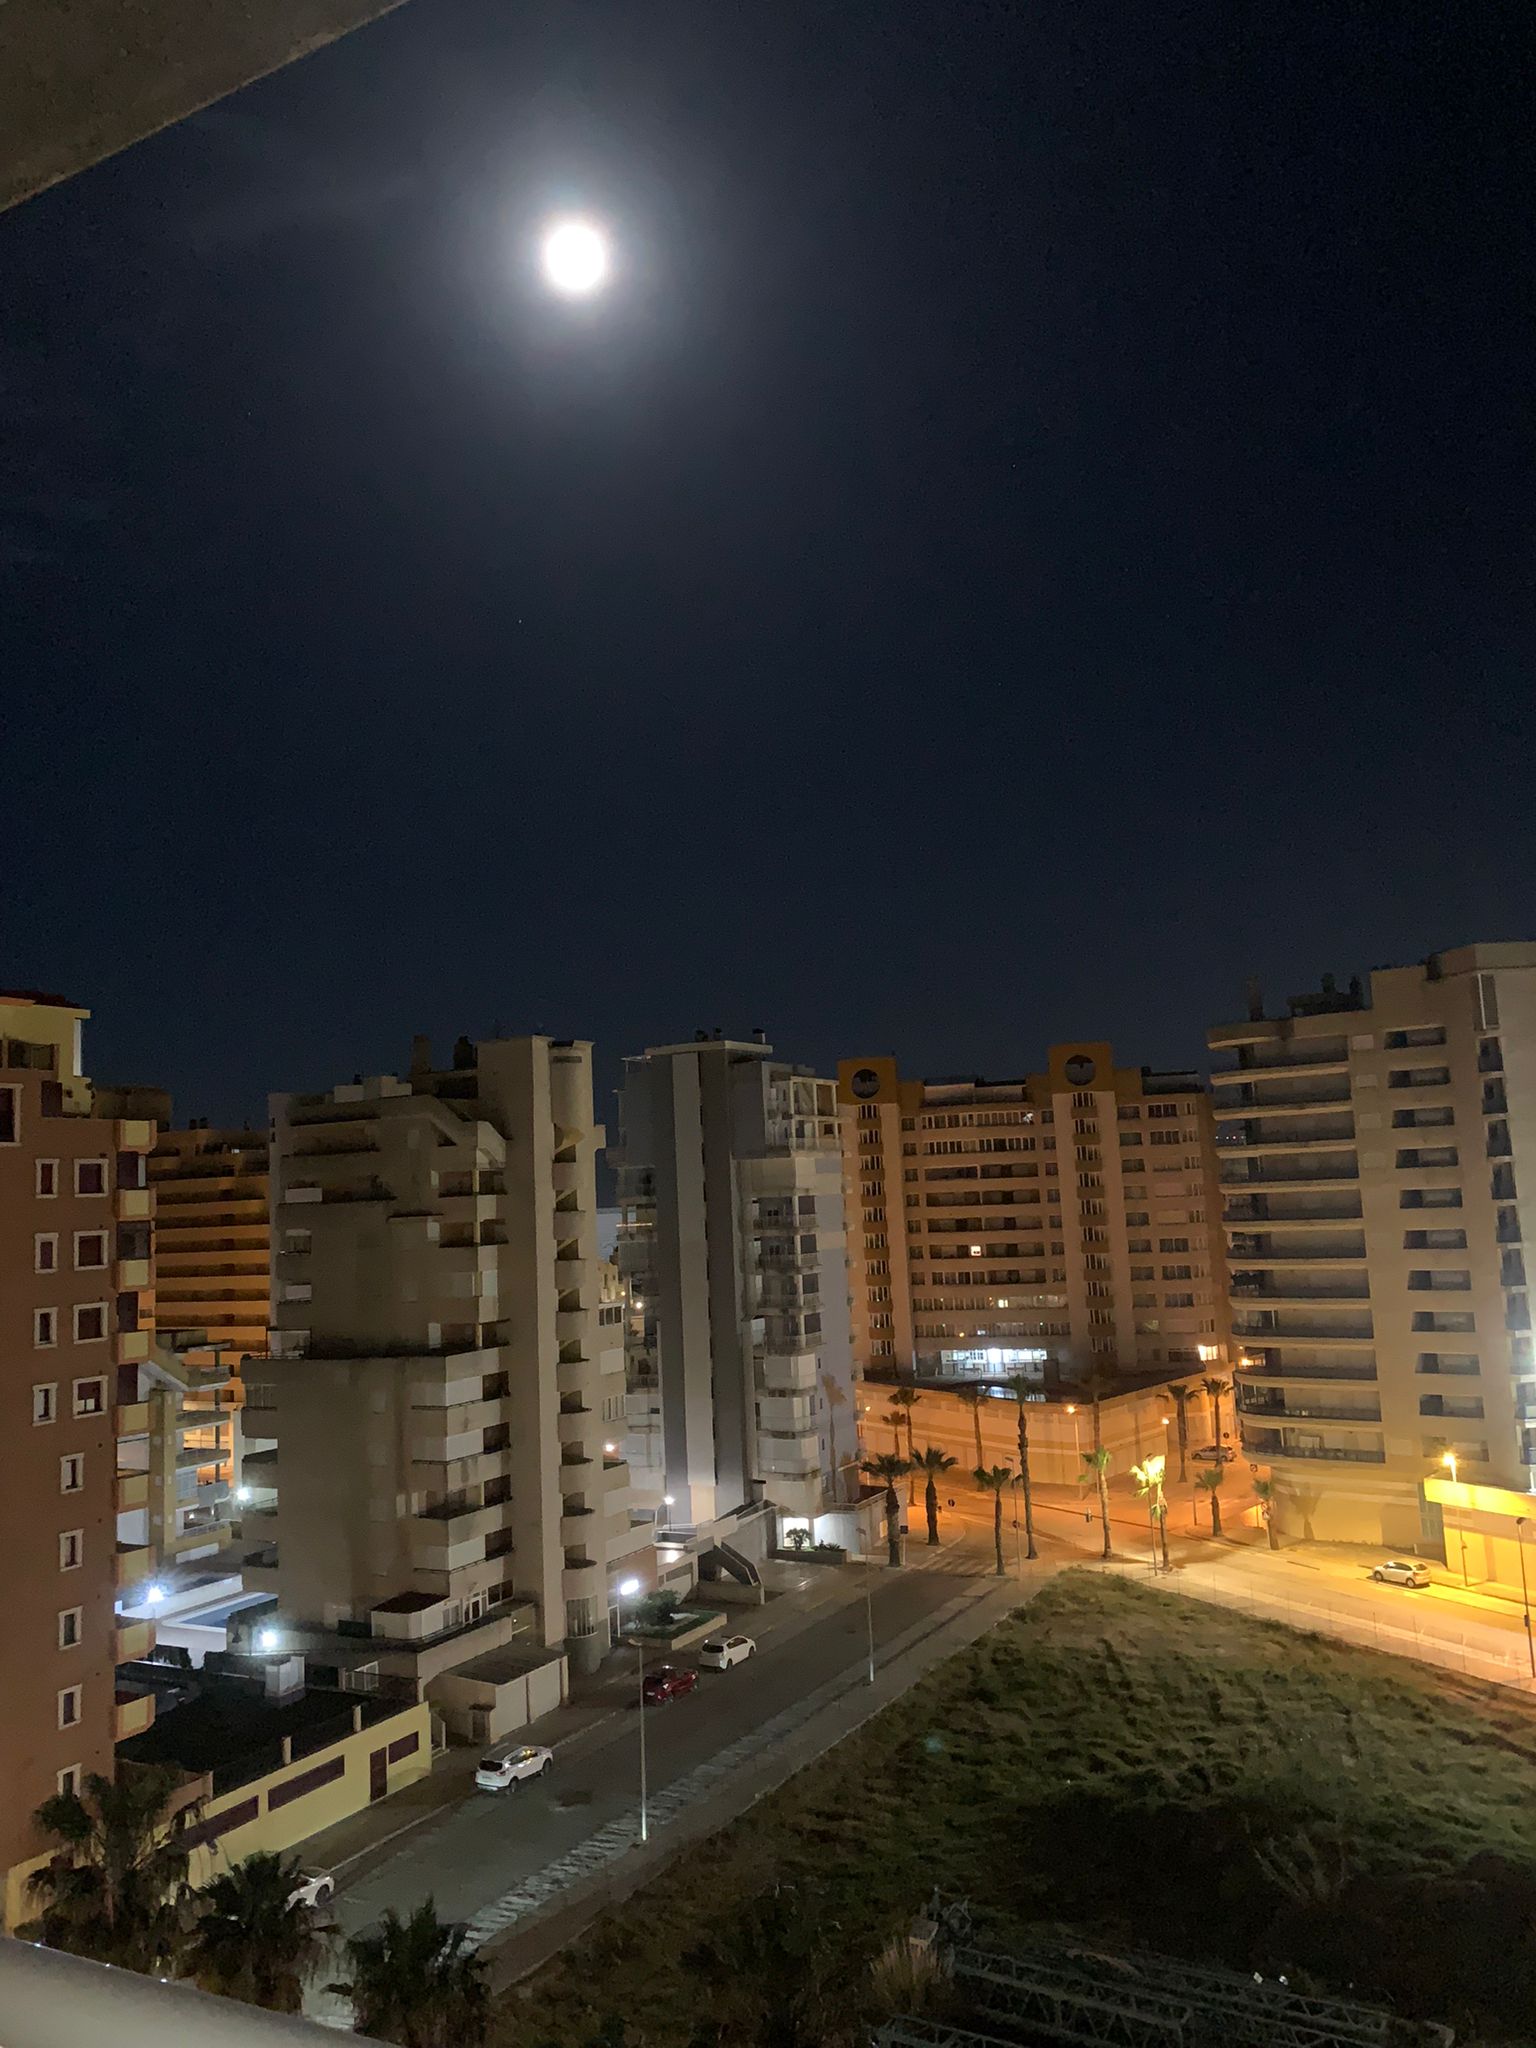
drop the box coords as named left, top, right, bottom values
left=861, top=1453, right=911, bottom=1566
left=1202, top=1374, right=1233, bottom=1453
left=911, top=1446, right=959, bottom=1545
left=185, top=1850, right=331, bottom=2012
left=1196, top=1464, right=1225, bottom=1539
left=889, top=1386, right=922, bottom=1502
left=955, top=1384, right=988, bottom=1478
left=1165, top=1381, right=1195, bottom=1483
left=974, top=1464, right=1014, bottom=1575
left=784, top=1526, right=812, bottom=1553
left=1131, top=1454, right=1171, bottom=1572
left=1081, top=1446, right=1113, bottom=1559
left=881, top=1405, right=908, bottom=1458
left=1252, top=1474, right=1281, bottom=1550
left=1001, top=1376, right=1040, bottom=1559
left=331, top=1900, right=489, bottom=2048
left=22, top=1765, right=197, bottom=1973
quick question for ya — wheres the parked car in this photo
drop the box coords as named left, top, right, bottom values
left=641, top=1664, right=699, bottom=1703
left=475, top=1742, right=554, bottom=1792
left=1370, top=1559, right=1432, bottom=1588
left=698, top=1634, right=756, bottom=1671
left=287, top=1870, right=334, bottom=1909
left=1192, top=1443, right=1237, bottom=1464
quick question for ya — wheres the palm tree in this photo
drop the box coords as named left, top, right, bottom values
left=974, top=1464, right=1014, bottom=1575
left=1165, top=1381, right=1195, bottom=1482
left=1196, top=1464, right=1225, bottom=1539
left=1202, top=1374, right=1232, bottom=1454
left=185, top=1850, right=331, bottom=2012
left=1081, top=1445, right=1113, bottom=1559
left=21, top=1765, right=197, bottom=1973
left=882, top=1405, right=909, bottom=1458
left=331, top=1900, right=489, bottom=2048
left=955, top=1384, right=988, bottom=1478
left=911, top=1445, right=959, bottom=1545
left=1131, top=1455, right=1171, bottom=1571
left=1064, top=1366, right=1117, bottom=1559
left=861, top=1453, right=911, bottom=1566
left=889, top=1386, right=922, bottom=1502
left=1001, top=1376, right=1040, bottom=1559
left=1252, top=1474, right=1280, bottom=1550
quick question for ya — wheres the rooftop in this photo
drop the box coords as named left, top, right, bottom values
left=118, top=1670, right=403, bottom=1785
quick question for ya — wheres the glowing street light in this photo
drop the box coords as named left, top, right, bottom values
left=540, top=217, right=610, bottom=297
left=616, top=1576, right=649, bottom=1843
left=1441, top=1450, right=1469, bottom=1585
left=256, top=1627, right=280, bottom=1653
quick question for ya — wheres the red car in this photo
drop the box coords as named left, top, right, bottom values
left=641, top=1664, right=698, bottom=1704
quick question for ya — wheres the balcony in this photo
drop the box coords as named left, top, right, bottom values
left=118, top=1186, right=152, bottom=1221
left=116, top=1401, right=150, bottom=1438
left=1211, top=1091, right=1353, bottom=1119
left=114, top=1618, right=153, bottom=1663
left=1236, top=1358, right=1378, bottom=1384
left=557, top=1406, right=594, bottom=1448
left=1242, top=1434, right=1387, bottom=1466
left=1219, top=1163, right=1359, bottom=1191
left=116, top=1470, right=149, bottom=1513
left=561, top=1505, right=599, bottom=1550
left=757, top=1352, right=818, bottom=1393
left=115, top=1331, right=150, bottom=1366
left=115, top=1690, right=156, bottom=1741
left=114, top=1544, right=152, bottom=1591
left=1238, top=1399, right=1383, bottom=1425
left=115, top=1257, right=151, bottom=1290
left=758, top=1393, right=814, bottom=1433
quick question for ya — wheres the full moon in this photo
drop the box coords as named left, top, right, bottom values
left=540, top=218, right=610, bottom=297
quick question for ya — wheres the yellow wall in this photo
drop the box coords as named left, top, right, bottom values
left=3, top=1699, right=431, bottom=1926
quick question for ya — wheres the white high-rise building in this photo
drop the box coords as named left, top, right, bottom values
left=614, top=1036, right=860, bottom=1531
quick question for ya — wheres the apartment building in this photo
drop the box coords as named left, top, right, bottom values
left=151, top=1121, right=269, bottom=1365
left=253, top=1034, right=631, bottom=1681
left=1211, top=946, right=1536, bottom=1557
left=614, top=1036, right=860, bottom=1531
left=838, top=1045, right=1230, bottom=1385
left=0, top=993, right=157, bottom=1925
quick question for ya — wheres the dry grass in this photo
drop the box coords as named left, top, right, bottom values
left=500, top=1571, right=1536, bottom=2046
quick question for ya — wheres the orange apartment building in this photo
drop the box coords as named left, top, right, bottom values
left=838, top=1043, right=1231, bottom=1386
left=0, top=992, right=158, bottom=1923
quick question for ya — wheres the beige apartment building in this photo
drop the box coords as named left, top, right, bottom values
left=615, top=1036, right=860, bottom=1534
left=151, top=1122, right=270, bottom=1367
left=0, top=992, right=157, bottom=1925
left=249, top=1034, right=634, bottom=1688
left=838, top=1045, right=1230, bottom=1386
left=1211, top=946, right=1536, bottom=1565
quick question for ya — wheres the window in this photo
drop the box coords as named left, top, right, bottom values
left=32, top=1383, right=56, bottom=1425
left=75, top=1158, right=107, bottom=1196
left=72, top=1377, right=106, bottom=1418
left=1146, top=1102, right=1178, bottom=1119
left=1149, top=1129, right=1183, bottom=1146
left=34, top=1307, right=58, bottom=1347
left=58, top=1687, right=81, bottom=1729
left=58, top=1608, right=82, bottom=1649
left=267, top=1753, right=347, bottom=1811
left=1162, top=1265, right=1193, bottom=1281
left=34, top=1233, right=58, bottom=1273
left=73, top=1231, right=108, bottom=1271
left=36, top=1158, right=58, bottom=1197
left=60, top=1454, right=84, bottom=1493
left=1159, top=1237, right=1190, bottom=1253
left=59, top=1530, right=82, bottom=1570
left=0, top=1084, right=19, bottom=1144
left=1164, top=1292, right=1196, bottom=1308
left=57, top=1766, right=82, bottom=1797
left=73, top=1303, right=106, bottom=1343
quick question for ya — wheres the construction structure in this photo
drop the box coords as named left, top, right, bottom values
left=1211, top=945, right=1536, bottom=1562
left=839, top=1046, right=1231, bottom=1387
left=0, top=991, right=158, bottom=1926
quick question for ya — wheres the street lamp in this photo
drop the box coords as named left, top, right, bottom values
left=617, top=1576, right=649, bottom=1844
left=1065, top=1403, right=1081, bottom=1469
left=1441, top=1451, right=1469, bottom=1586
left=1518, top=1520, right=1536, bottom=1680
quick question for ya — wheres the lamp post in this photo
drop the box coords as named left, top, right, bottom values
left=617, top=1577, right=648, bottom=1844
left=1441, top=1451, right=1469, bottom=1586
left=863, top=1571, right=876, bottom=1686
left=1518, top=1520, right=1536, bottom=1680
left=1066, top=1403, right=1081, bottom=1477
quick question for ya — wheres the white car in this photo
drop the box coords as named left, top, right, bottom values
left=1192, top=1443, right=1236, bottom=1464
left=475, top=1742, right=554, bottom=1792
left=1371, top=1558, right=1432, bottom=1588
left=697, top=1634, right=756, bottom=1671
left=287, top=1871, right=334, bottom=1910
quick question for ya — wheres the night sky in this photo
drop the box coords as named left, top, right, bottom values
left=4, top=2, right=1531, bottom=1127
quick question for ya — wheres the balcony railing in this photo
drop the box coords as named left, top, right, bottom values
left=1243, top=1436, right=1387, bottom=1465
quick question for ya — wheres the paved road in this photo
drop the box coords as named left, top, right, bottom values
left=325, top=1553, right=991, bottom=1942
